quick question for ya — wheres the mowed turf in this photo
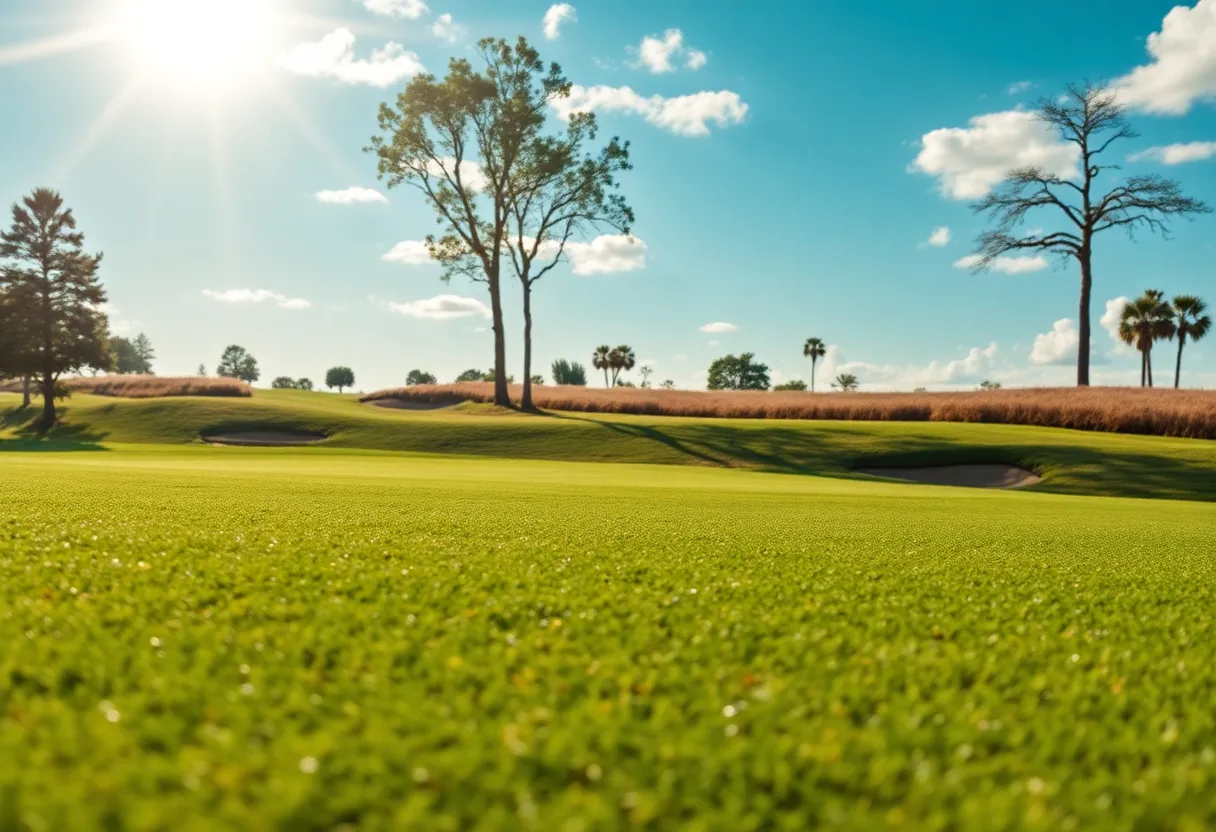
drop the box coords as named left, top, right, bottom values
left=2, top=442, right=1216, bottom=830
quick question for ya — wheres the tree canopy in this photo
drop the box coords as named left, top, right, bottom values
left=326, top=366, right=355, bottom=392
left=406, top=369, right=438, bottom=386
left=110, top=333, right=154, bottom=375
left=707, top=353, right=771, bottom=391
left=551, top=358, right=587, bottom=386
left=217, top=345, right=259, bottom=383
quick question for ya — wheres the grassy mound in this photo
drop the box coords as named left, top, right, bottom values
left=364, top=383, right=1216, bottom=440
left=2, top=446, right=1214, bottom=828
left=3, top=389, right=1215, bottom=502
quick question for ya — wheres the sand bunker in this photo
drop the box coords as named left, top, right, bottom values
left=855, top=464, right=1041, bottom=489
left=368, top=398, right=455, bottom=411
left=202, top=431, right=327, bottom=447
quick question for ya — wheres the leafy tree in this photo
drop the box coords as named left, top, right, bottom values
left=484, top=368, right=514, bottom=384
left=1170, top=295, right=1210, bottom=389
left=326, top=366, right=355, bottom=393
left=970, top=83, right=1210, bottom=386
left=591, top=345, right=612, bottom=387
left=271, top=376, right=298, bottom=389
left=608, top=344, right=635, bottom=386
left=639, top=366, right=653, bottom=388
left=0, top=189, right=110, bottom=425
left=296, top=378, right=314, bottom=391
left=217, top=345, right=260, bottom=383
left=832, top=373, right=860, bottom=392
left=1119, top=291, right=1174, bottom=387
left=455, top=369, right=485, bottom=383
left=978, top=380, right=1002, bottom=390
left=707, top=353, right=771, bottom=391
left=659, top=379, right=676, bottom=390
left=406, top=369, right=438, bottom=386
left=774, top=379, right=808, bottom=391
left=550, top=358, right=587, bottom=386
left=196, top=364, right=206, bottom=377
left=802, top=337, right=826, bottom=392
left=110, top=332, right=154, bottom=374
left=615, top=379, right=636, bottom=388
left=530, top=374, right=544, bottom=386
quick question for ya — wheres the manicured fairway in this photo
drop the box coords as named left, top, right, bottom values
left=2, top=444, right=1215, bottom=830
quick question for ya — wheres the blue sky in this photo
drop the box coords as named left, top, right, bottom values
left=2, top=0, right=1215, bottom=391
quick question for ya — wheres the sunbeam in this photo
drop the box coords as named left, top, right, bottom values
left=52, top=75, right=146, bottom=182
left=0, top=25, right=116, bottom=68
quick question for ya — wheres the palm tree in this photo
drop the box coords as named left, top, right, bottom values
left=1119, top=291, right=1174, bottom=387
left=832, top=373, right=859, bottom=392
left=1170, top=295, right=1211, bottom=389
left=592, top=345, right=612, bottom=388
left=802, top=337, right=826, bottom=392
left=608, top=344, right=635, bottom=386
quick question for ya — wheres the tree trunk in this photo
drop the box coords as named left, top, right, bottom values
left=1146, top=347, right=1154, bottom=388
left=1076, top=253, right=1092, bottom=387
left=1140, top=350, right=1146, bottom=387
left=520, top=284, right=534, bottom=411
left=22, top=375, right=31, bottom=408
left=811, top=359, right=816, bottom=393
left=40, top=373, right=56, bottom=427
left=1175, top=337, right=1185, bottom=389
left=488, top=276, right=510, bottom=408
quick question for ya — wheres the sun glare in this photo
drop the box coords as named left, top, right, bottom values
left=117, top=0, right=279, bottom=89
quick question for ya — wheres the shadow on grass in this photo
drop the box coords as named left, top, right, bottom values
left=0, top=406, right=110, bottom=452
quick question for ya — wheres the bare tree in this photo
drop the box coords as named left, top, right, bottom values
left=970, top=83, right=1210, bottom=386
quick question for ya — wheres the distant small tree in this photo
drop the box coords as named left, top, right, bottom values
left=639, top=366, right=654, bottom=388
left=592, top=345, right=612, bottom=387
left=832, top=373, right=860, bottom=392
left=1170, top=295, right=1210, bottom=388
left=802, top=337, right=827, bottom=392
left=551, top=359, right=587, bottom=386
left=1119, top=290, right=1174, bottom=387
left=484, top=368, right=514, bottom=384
left=197, top=364, right=207, bottom=377
left=110, top=332, right=154, bottom=374
left=406, top=369, right=438, bottom=386
left=774, top=379, right=808, bottom=391
left=978, top=380, right=1002, bottom=390
left=913, top=387, right=927, bottom=393
left=326, top=366, right=355, bottom=393
left=608, top=344, right=635, bottom=386
left=659, top=379, right=676, bottom=390
left=297, top=378, right=314, bottom=391
left=0, top=188, right=110, bottom=424
left=132, top=333, right=154, bottom=373
left=707, top=353, right=771, bottom=391
left=271, top=376, right=297, bottom=389
left=217, top=345, right=259, bottom=383
left=615, top=379, right=636, bottom=388
left=455, top=369, right=486, bottom=383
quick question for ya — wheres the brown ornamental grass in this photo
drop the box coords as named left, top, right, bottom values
left=0, top=376, right=254, bottom=398
left=363, top=383, right=1216, bottom=439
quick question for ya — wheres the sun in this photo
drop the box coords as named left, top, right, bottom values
left=116, top=0, right=280, bottom=90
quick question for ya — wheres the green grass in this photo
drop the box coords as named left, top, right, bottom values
left=3, top=391, right=1216, bottom=828
left=3, top=389, right=1215, bottom=502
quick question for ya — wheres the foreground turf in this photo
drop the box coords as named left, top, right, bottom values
left=2, top=447, right=1215, bottom=830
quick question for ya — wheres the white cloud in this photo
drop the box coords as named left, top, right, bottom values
left=911, top=109, right=1079, bottom=199
left=700, top=321, right=738, bottom=333
left=1113, top=0, right=1216, bottom=115
left=551, top=84, right=747, bottom=136
left=431, top=13, right=465, bottom=44
left=634, top=29, right=707, bottom=74
left=821, top=343, right=1001, bottom=390
left=1128, top=141, right=1216, bottom=165
left=423, top=157, right=488, bottom=191
left=1007, top=80, right=1033, bottom=95
left=954, top=254, right=1048, bottom=274
left=542, top=3, right=576, bottom=40
left=1029, top=318, right=1080, bottom=365
left=560, top=235, right=647, bottom=275
left=315, top=186, right=388, bottom=204
left=281, top=28, right=424, bottom=88
left=382, top=241, right=432, bottom=264
left=202, top=289, right=311, bottom=310
left=1099, top=295, right=1139, bottom=356
left=97, top=302, right=137, bottom=335
left=923, top=226, right=951, bottom=247
left=360, top=0, right=428, bottom=18
left=389, top=294, right=490, bottom=320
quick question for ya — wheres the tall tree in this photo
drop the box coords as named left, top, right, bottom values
left=592, top=344, right=612, bottom=387
left=1170, top=295, right=1210, bottom=389
left=1118, top=291, right=1173, bottom=387
left=217, top=345, right=260, bottom=383
left=802, top=337, right=826, bottom=393
left=970, top=83, right=1209, bottom=386
left=110, top=332, right=154, bottom=374
left=326, top=366, right=356, bottom=393
left=0, top=189, right=110, bottom=425
left=706, top=353, right=771, bottom=390
left=608, top=344, right=635, bottom=386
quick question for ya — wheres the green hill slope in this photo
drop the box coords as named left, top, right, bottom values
left=3, top=389, right=1214, bottom=501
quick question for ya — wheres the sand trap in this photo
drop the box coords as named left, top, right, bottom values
left=855, top=464, right=1041, bottom=489
left=368, top=398, right=455, bottom=411
left=202, top=431, right=327, bottom=447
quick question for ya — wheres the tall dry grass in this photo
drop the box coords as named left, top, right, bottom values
left=363, top=383, right=1216, bottom=439
left=1, top=376, right=251, bottom=399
